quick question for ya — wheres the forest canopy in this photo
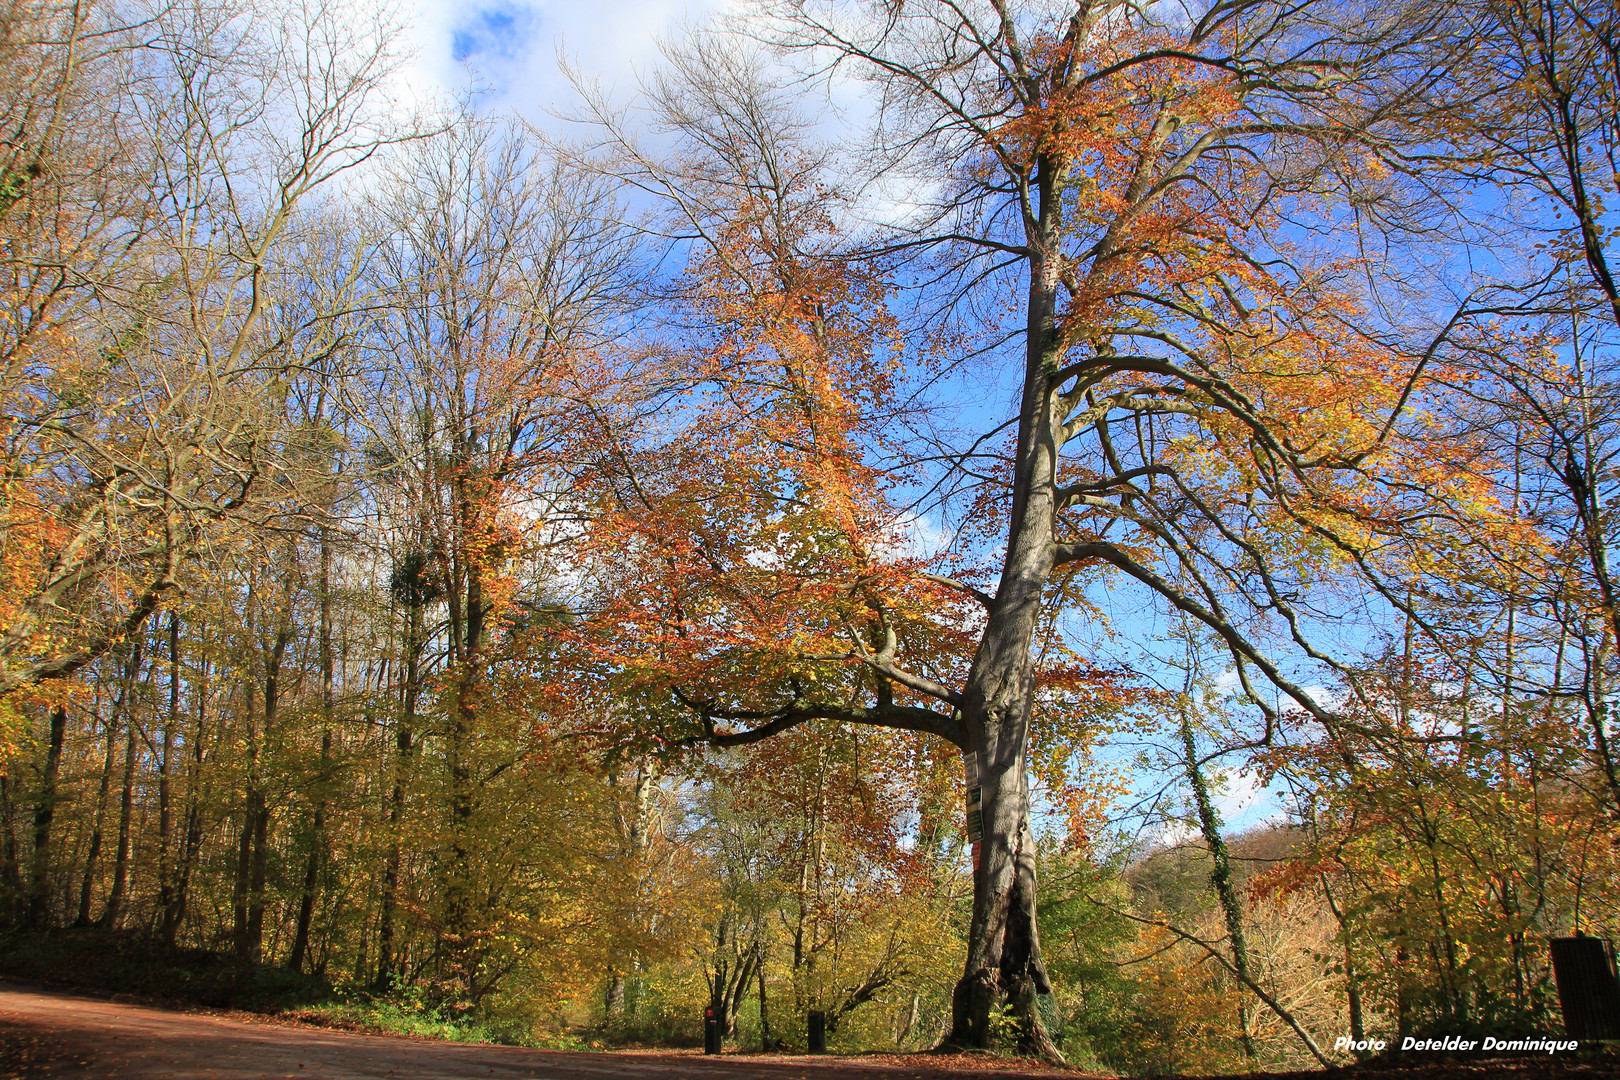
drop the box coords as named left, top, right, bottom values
left=1, top=0, right=1618, bottom=1071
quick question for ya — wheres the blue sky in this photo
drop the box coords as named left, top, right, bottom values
left=377, top=0, right=1348, bottom=845
left=450, top=4, right=536, bottom=64
left=393, top=0, right=732, bottom=123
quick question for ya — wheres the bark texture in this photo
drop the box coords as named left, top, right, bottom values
left=944, top=155, right=1067, bottom=1063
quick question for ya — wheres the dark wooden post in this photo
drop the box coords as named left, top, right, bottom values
left=1550, top=937, right=1620, bottom=1040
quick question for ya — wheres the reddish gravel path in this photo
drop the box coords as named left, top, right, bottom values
left=6, top=981, right=1620, bottom=1080
left=0, top=983, right=1071, bottom=1080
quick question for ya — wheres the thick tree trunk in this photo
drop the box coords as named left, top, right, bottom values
left=945, top=154, right=1065, bottom=1064
left=28, top=705, right=68, bottom=929
left=947, top=751, right=1054, bottom=1058
left=947, top=590, right=1059, bottom=1061
left=0, top=771, right=23, bottom=916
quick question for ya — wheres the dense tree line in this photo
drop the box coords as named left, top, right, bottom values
left=2, top=0, right=1618, bottom=1071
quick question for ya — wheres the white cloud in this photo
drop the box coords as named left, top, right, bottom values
left=1209, top=766, right=1266, bottom=821
left=375, top=0, right=738, bottom=124
left=1213, top=766, right=1291, bottom=835
left=1147, top=767, right=1286, bottom=846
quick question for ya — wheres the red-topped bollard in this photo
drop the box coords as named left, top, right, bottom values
left=704, top=1006, right=721, bottom=1054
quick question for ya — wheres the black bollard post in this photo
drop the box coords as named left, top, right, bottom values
left=704, top=1006, right=721, bottom=1054
left=1551, top=936, right=1620, bottom=1039
left=807, top=1009, right=826, bottom=1054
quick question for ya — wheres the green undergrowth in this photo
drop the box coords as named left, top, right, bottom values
left=0, top=930, right=592, bottom=1050
left=281, top=998, right=594, bottom=1049
left=0, top=928, right=325, bottom=1010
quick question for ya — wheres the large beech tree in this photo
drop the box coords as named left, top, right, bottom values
left=6, top=0, right=1619, bottom=1061
left=569, top=0, right=1460, bottom=1058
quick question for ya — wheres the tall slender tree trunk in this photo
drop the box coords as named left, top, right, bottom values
left=80, top=649, right=138, bottom=927
left=757, top=948, right=771, bottom=1050
left=245, top=788, right=270, bottom=963
left=156, top=613, right=180, bottom=931
left=607, top=758, right=659, bottom=1019
left=789, top=744, right=827, bottom=1016
left=375, top=720, right=412, bottom=987
left=233, top=685, right=262, bottom=966
left=440, top=555, right=485, bottom=1007
left=442, top=690, right=476, bottom=1003
left=99, top=705, right=139, bottom=929
left=1180, top=710, right=1258, bottom=1062
left=98, top=635, right=145, bottom=929
left=288, top=739, right=330, bottom=973
left=77, top=706, right=119, bottom=927
left=248, top=627, right=290, bottom=968
left=162, top=645, right=209, bottom=947
left=376, top=590, right=423, bottom=989
left=28, top=704, right=68, bottom=929
left=237, top=576, right=292, bottom=971
left=291, top=531, right=336, bottom=973
left=1319, top=875, right=1365, bottom=1048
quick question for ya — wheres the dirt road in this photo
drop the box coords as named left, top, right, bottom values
left=9, top=982, right=1620, bottom=1080
left=0, top=983, right=1070, bottom=1080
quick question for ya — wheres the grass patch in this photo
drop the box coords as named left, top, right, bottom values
left=283, top=997, right=592, bottom=1049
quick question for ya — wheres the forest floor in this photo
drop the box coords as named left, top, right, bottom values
left=3, top=982, right=1620, bottom=1080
